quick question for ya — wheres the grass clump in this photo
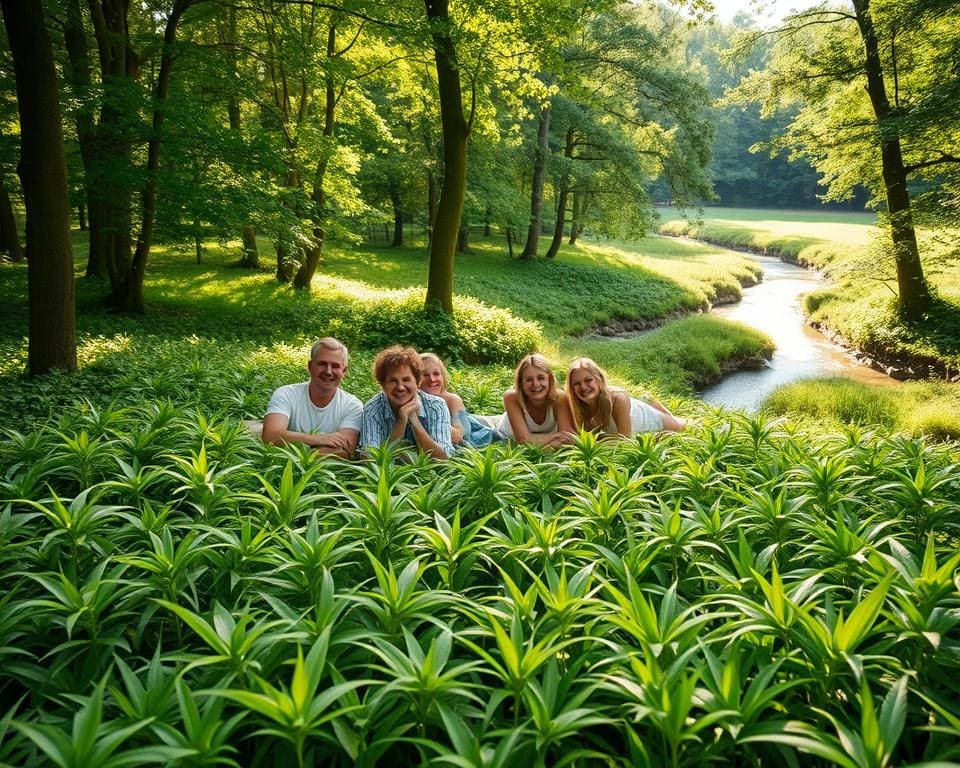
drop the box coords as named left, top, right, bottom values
left=763, top=377, right=899, bottom=427
left=567, top=314, right=775, bottom=393
left=762, top=377, right=960, bottom=440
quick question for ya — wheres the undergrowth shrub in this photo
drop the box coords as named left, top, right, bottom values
left=349, top=290, right=541, bottom=364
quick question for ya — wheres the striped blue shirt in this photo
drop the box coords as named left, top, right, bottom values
left=359, top=390, right=455, bottom=457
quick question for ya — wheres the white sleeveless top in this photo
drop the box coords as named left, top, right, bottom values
left=497, top=403, right=557, bottom=438
left=603, top=397, right=663, bottom=434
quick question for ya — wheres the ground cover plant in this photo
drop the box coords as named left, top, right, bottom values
left=3, top=225, right=958, bottom=766
left=0, top=395, right=959, bottom=766
left=762, top=378, right=960, bottom=442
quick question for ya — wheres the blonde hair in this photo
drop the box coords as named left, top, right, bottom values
left=514, top=354, right=562, bottom=414
left=419, top=352, right=450, bottom=392
left=310, top=337, right=348, bottom=366
left=567, top=357, right=613, bottom=431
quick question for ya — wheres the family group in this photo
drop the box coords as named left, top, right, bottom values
left=260, top=337, right=686, bottom=460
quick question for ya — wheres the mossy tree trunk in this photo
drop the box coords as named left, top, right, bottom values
left=521, top=104, right=550, bottom=258
left=123, top=0, right=190, bottom=313
left=391, top=191, right=404, bottom=246
left=294, top=21, right=340, bottom=291
left=853, top=0, right=931, bottom=320
left=545, top=126, right=574, bottom=259
left=222, top=5, right=259, bottom=269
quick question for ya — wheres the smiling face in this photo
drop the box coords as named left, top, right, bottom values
left=520, top=364, right=553, bottom=406
left=420, top=360, right=446, bottom=396
left=382, top=364, right=420, bottom=411
left=307, top=347, right=347, bottom=405
left=568, top=367, right=601, bottom=406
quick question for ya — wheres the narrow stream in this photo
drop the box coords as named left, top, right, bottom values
left=700, top=254, right=898, bottom=412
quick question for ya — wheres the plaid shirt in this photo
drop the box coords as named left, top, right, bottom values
left=359, top=390, right=455, bottom=457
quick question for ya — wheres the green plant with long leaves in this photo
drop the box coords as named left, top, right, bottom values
left=205, top=629, right=369, bottom=768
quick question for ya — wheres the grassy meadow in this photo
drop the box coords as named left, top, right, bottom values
left=0, top=230, right=769, bottom=427
left=1, top=226, right=959, bottom=766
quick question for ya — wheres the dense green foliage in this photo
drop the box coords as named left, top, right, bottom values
left=0, top=399, right=958, bottom=766
left=0, top=231, right=771, bottom=428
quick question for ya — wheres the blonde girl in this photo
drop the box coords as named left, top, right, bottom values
left=500, top=354, right=574, bottom=447
left=420, top=353, right=497, bottom=447
left=566, top=357, right=685, bottom=436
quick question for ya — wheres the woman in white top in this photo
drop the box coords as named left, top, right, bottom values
left=566, top=357, right=686, bottom=436
left=500, top=354, right=574, bottom=447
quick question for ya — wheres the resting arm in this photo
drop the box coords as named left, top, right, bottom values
left=503, top=391, right=572, bottom=447
left=445, top=392, right=467, bottom=444
left=611, top=391, right=633, bottom=438
left=401, top=396, right=452, bottom=459
left=262, top=413, right=358, bottom=457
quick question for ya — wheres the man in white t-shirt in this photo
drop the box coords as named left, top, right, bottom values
left=261, top=337, right=363, bottom=458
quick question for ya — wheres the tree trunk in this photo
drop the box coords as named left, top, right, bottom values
left=0, top=180, right=22, bottom=261
left=424, top=0, right=468, bottom=313
left=221, top=5, right=259, bottom=269
left=122, top=0, right=189, bottom=313
left=88, top=0, right=136, bottom=297
left=457, top=222, right=469, bottom=252
left=546, top=127, right=574, bottom=259
left=426, top=169, right=437, bottom=245
left=521, top=105, right=551, bottom=258
left=2, top=0, right=77, bottom=373
left=390, top=191, right=404, bottom=246
left=293, top=22, right=337, bottom=291
left=77, top=203, right=87, bottom=231
left=506, top=227, right=514, bottom=258
left=63, top=0, right=101, bottom=276
left=276, top=242, right=294, bottom=282
left=853, top=0, right=931, bottom=320
left=483, top=205, right=491, bottom=236
left=240, top=224, right=259, bottom=268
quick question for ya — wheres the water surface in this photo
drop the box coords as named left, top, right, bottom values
left=701, top=255, right=897, bottom=411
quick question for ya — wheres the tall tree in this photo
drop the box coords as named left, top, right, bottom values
left=520, top=103, right=550, bottom=258
left=423, top=0, right=469, bottom=312
left=734, top=0, right=960, bottom=319
left=2, top=0, right=76, bottom=373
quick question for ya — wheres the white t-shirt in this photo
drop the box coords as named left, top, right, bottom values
left=265, top=383, right=362, bottom=434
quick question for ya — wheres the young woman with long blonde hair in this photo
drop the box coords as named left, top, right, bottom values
left=499, top=354, right=574, bottom=447
left=419, top=352, right=497, bottom=447
left=566, top=357, right=685, bottom=436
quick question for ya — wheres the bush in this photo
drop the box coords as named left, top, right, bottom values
left=354, top=289, right=542, bottom=364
